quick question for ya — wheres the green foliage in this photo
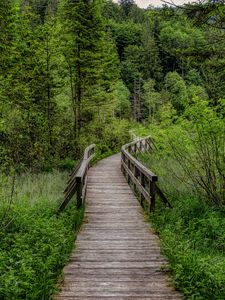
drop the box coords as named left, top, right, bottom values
left=121, top=45, right=144, bottom=90
left=103, top=0, right=123, bottom=22
left=186, top=69, right=203, bottom=86
left=0, top=0, right=130, bottom=172
left=134, top=97, right=225, bottom=299
left=99, top=119, right=131, bottom=152
left=0, top=171, right=83, bottom=300
left=160, top=19, right=206, bottom=56
left=135, top=106, right=225, bottom=298
left=141, top=99, right=225, bottom=206
left=113, top=81, right=131, bottom=119
left=163, top=72, right=189, bottom=114
left=15, top=170, right=68, bottom=203
left=108, top=20, right=142, bottom=58
left=150, top=197, right=225, bottom=300
left=143, top=79, right=161, bottom=121
left=187, top=84, right=208, bottom=101
left=119, top=0, right=135, bottom=17
left=1, top=1, right=225, bottom=298
left=57, top=159, right=77, bottom=171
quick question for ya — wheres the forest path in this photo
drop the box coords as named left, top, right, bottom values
left=55, top=154, right=181, bottom=300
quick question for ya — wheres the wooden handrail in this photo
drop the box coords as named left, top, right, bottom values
left=58, top=144, right=96, bottom=212
left=121, top=137, right=171, bottom=212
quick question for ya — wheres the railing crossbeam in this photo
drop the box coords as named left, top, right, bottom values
left=58, top=144, right=96, bottom=213
left=121, top=137, right=171, bottom=212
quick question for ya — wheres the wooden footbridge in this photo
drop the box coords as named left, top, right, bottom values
left=56, top=138, right=181, bottom=300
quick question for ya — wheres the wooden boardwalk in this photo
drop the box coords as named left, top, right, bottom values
left=55, top=154, right=181, bottom=300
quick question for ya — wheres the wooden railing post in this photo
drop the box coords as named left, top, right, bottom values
left=121, top=153, right=124, bottom=174
left=150, top=181, right=156, bottom=212
left=127, top=160, right=131, bottom=185
left=140, top=174, right=145, bottom=207
left=134, top=166, right=138, bottom=195
left=77, top=177, right=83, bottom=209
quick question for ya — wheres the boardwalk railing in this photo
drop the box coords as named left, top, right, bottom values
left=58, top=144, right=96, bottom=212
left=121, top=137, right=171, bottom=212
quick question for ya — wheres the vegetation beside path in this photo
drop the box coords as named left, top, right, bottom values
left=134, top=99, right=225, bottom=299
left=0, top=171, right=84, bottom=300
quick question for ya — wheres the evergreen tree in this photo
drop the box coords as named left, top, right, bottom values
left=0, top=0, right=15, bottom=168
left=61, top=0, right=105, bottom=137
left=119, top=0, right=135, bottom=17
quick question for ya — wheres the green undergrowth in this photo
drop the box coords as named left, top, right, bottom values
left=0, top=171, right=84, bottom=300
left=138, top=153, right=225, bottom=299
left=151, top=196, right=225, bottom=300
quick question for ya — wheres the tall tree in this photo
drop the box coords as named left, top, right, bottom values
left=61, top=0, right=105, bottom=137
left=0, top=0, right=15, bottom=168
left=119, top=0, right=135, bottom=16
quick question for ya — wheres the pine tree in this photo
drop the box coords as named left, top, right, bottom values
left=119, top=0, right=135, bottom=16
left=0, top=0, right=16, bottom=168
left=61, top=0, right=107, bottom=137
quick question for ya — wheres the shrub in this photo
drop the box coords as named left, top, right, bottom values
left=142, top=98, right=225, bottom=206
left=0, top=172, right=84, bottom=299
left=150, top=197, right=225, bottom=299
left=135, top=98, right=225, bottom=298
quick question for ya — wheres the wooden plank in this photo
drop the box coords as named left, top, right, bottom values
left=69, top=253, right=165, bottom=262
left=56, top=291, right=180, bottom=298
left=54, top=154, right=181, bottom=300
left=57, top=281, right=176, bottom=291
left=63, top=267, right=166, bottom=276
left=55, top=297, right=181, bottom=300
left=63, top=275, right=170, bottom=282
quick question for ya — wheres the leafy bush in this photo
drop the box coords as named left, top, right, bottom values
left=150, top=197, right=225, bottom=300
left=57, top=158, right=77, bottom=171
left=139, top=148, right=225, bottom=299
left=135, top=98, right=225, bottom=299
left=141, top=98, right=225, bottom=206
left=0, top=172, right=84, bottom=299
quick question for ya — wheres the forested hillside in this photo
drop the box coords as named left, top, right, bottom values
left=1, top=0, right=224, bottom=170
left=0, top=0, right=132, bottom=174
left=0, top=0, right=225, bottom=299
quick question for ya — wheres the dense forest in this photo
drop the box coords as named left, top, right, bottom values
left=0, top=0, right=225, bottom=299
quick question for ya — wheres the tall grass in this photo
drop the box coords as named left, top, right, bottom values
left=0, top=171, right=84, bottom=300
left=15, top=170, right=68, bottom=204
left=138, top=151, right=225, bottom=299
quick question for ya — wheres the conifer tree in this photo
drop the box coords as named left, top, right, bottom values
left=119, top=0, right=135, bottom=16
left=61, top=0, right=117, bottom=137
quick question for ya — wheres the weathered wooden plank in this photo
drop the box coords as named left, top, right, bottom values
left=75, top=245, right=159, bottom=250
left=55, top=297, right=181, bottom=300
left=63, top=275, right=170, bottom=282
left=85, top=208, right=142, bottom=213
left=63, top=267, right=165, bottom=276
left=56, top=291, right=180, bottom=298
left=69, top=255, right=166, bottom=263
left=60, top=281, right=176, bottom=291
left=54, top=154, right=181, bottom=300
left=62, top=261, right=167, bottom=269
left=75, top=242, right=159, bottom=250
left=86, top=204, right=140, bottom=209
left=76, top=233, right=156, bottom=240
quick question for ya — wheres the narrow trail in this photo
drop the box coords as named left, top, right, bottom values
left=55, top=154, right=181, bottom=300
